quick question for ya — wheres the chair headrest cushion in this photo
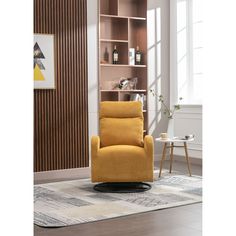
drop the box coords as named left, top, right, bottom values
left=100, top=101, right=143, bottom=119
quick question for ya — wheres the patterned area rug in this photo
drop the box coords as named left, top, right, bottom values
left=34, top=171, right=202, bottom=227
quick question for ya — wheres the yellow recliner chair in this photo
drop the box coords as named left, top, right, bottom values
left=91, top=101, right=154, bottom=191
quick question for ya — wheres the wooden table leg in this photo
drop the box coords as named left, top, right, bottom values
left=169, top=142, right=174, bottom=173
left=159, top=143, right=167, bottom=178
left=184, top=142, right=192, bottom=176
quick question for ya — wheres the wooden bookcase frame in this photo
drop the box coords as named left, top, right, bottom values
left=98, top=0, right=148, bottom=133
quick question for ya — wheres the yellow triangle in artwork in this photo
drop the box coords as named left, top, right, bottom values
left=34, top=64, right=45, bottom=81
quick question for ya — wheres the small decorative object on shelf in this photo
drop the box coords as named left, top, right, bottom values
left=135, top=46, right=142, bottom=65
left=130, top=93, right=140, bottom=101
left=143, top=94, right=147, bottom=109
left=129, top=48, right=135, bottom=65
left=118, top=78, right=129, bottom=89
left=118, top=77, right=138, bottom=90
left=112, top=45, right=119, bottom=64
left=130, top=93, right=145, bottom=108
left=129, top=77, right=138, bottom=89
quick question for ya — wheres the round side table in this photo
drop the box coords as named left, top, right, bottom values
left=155, top=137, right=194, bottom=177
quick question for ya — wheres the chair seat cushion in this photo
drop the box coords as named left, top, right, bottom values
left=98, top=145, right=146, bottom=159
left=93, top=145, right=152, bottom=182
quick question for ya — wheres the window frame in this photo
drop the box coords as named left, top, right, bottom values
left=170, top=0, right=202, bottom=106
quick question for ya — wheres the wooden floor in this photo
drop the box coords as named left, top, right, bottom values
left=34, top=160, right=202, bottom=236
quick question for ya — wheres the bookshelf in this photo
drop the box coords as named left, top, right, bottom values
left=98, top=0, right=148, bottom=132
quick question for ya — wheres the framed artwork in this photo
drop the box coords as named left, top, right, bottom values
left=34, top=34, right=55, bottom=89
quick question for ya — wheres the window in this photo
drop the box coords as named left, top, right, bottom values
left=171, top=0, right=203, bottom=105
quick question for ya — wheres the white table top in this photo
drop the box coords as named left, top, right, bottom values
left=155, top=137, right=194, bottom=143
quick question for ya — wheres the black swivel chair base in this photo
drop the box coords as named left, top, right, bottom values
left=93, top=182, right=152, bottom=193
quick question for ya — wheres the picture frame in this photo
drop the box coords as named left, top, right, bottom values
left=34, top=34, right=55, bottom=89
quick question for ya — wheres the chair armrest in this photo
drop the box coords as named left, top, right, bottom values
left=91, top=136, right=100, bottom=159
left=144, top=135, right=154, bottom=159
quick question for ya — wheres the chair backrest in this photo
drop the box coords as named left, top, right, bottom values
left=99, top=101, right=144, bottom=147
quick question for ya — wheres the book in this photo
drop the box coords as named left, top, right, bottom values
left=129, top=48, right=135, bottom=65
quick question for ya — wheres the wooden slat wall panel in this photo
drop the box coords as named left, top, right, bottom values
left=34, top=0, right=89, bottom=172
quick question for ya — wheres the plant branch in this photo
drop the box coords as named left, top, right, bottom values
left=149, top=89, right=182, bottom=119
left=160, top=100, right=171, bottom=116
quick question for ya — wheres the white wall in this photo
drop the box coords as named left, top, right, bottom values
left=173, top=106, right=202, bottom=158
left=147, top=0, right=170, bottom=156
left=87, top=0, right=99, bottom=163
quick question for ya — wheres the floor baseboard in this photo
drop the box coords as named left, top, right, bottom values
left=34, top=167, right=90, bottom=184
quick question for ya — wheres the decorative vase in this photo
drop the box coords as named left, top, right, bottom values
left=167, top=118, right=174, bottom=138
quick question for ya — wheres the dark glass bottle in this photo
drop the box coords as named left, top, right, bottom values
left=104, top=47, right=109, bottom=63
left=112, top=45, right=119, bottom=64
left=135, top=46, right=141, bottom=65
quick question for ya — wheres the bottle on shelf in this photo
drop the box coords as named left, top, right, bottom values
left=112, top=45, right=119, bottom=64
left=104, top=47, right=109, bottom=63
left=135, top=46, right=142, bottom=65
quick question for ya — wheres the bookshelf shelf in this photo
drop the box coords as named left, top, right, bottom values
left=100, top=39, right=128, bottom=43
left=100, top=64, right=146, bottom=67
left=100, top=89, right=146, bottom=92
left=100, top=14, right=146, bottom=21
left=119, top=89, right=147, bottom=92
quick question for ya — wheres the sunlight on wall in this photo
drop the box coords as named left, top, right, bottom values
left=177, top=0, right=188, bottom=100
left=147, top=7, right=162, bottom=132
